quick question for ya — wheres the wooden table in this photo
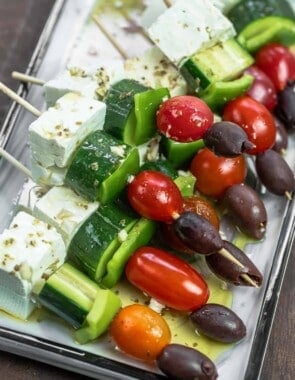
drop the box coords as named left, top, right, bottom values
left=0, top=1, right=294, bottom=379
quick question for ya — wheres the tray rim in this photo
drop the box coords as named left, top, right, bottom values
left=0, top=1, right=294, bottom=379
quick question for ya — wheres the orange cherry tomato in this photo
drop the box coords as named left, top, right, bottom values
left=190, top=148, right=247, bottom=199
left=110, top=304, right=171, bottom=362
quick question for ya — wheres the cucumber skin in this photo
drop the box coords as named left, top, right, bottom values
left=227, top=0, right=294, bottom=33
left=103, top=79, right=149, bottom=141
left=65, top=130, right=139, bottom=203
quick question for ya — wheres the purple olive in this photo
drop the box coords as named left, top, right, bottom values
left=204, top=121, right=255, bottom=157
left=255, top=150, right=295, bottom=196
left=173, top=212, right=223, bottom=255
left=157, top=344, right=218, bottom=380
left=272, top=116, right=288, bottom=154
left=190, top=303, right=246, bottom=343
left=222, top=183, right=267, bottom=239
left=275, top=80, right=295, bottom=129
left=206, top=240, right=263, bottom=287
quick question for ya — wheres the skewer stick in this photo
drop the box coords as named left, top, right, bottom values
left=163, top=0, right=172, bottom=8
left=12, top=71, right=45, bottom=86
left=0, top=82, right=42, bottom=117
left=92, top=15, right=129, bottom=60
left=0, top=147, right=32, bottom=178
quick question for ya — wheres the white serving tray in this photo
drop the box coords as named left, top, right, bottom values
left=0, top=1, right=294, bottom=379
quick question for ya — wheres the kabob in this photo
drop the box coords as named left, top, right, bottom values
left=0, top=1, right=294, bottom=378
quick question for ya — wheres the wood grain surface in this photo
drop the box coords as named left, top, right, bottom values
left=0, top=1, right=294, bottom=379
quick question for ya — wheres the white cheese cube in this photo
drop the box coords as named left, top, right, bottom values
left=44, top=61, right=125, bottom=107
left=0, top=211, right=66, bottom=319
left=33, top=186, right=99, bottom=245
left=124, top=46, right=187, bottom=97
left=29, top=92, right=106, bottom=168
left=147, top=0, right=236, bottom=65
left=31, top=157, right=67, bottom=186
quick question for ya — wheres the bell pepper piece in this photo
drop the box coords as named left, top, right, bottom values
left=237, top=16, right=295, bottom=53
left=199, top=74, right=254, bottom=112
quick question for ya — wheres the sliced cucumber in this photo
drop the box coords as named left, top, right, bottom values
left=65, top=130, right=140, bottom=203
left=180, top=39, right=253, bottom=91
left=227, top=0, right=294, bottom=33
left=37, top=263, right=121, bottom=344
left=140, top=158, right=178, bottom=179
left=68, top=202, right=137, bottom=282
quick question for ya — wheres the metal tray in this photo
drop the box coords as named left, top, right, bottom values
left=0, top=1, right=294, bottom=379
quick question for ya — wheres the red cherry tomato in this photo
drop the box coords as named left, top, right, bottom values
left=190, top=147, right=247, bottom=199
left=245, top=65, right=277, bottom=111
left=126, top=246, right=209, bottom=311
left=127, top=170, right=183, bottom=222
left=160, top=195, right=220, bottom=254
left=156, top=95, right=214, bottom=142
left=110, top=304, right=171, bottom=362
left=255, top=42, right=295, bottom=91
left=223, top=95, right=276, bottom=155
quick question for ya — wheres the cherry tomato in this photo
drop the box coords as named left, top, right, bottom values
left=156, top=95, right=214, bottom=142
left=190, top=147, right=247, bottom=199
left=223, top=95, right=276, bottom=155
left=110, top=304, right=171, bottom=361
left=255, top=42, right=295, bottom=91
left=160, top=195, right=220, bottom=254
left=127, top=170, right=183, bottom=222
left=245, top=65, right=277, bottom=111
left=126, top=246, right=209, bottom=311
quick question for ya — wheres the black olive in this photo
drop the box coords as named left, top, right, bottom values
left=272, top=116, right=288, bottom=154
left=222, top=183, right=267, bottom=239
left=190, top=303, right=246, bottom=343
left=203, top=121, right=255, bottom=157
left=206, top=240, right=263, bottom=287
left=173, top=211, right=223, bottom=255
left=255, top=149, right=295, bottom=196
left=275, top=80, right=295, bottom=129
left=157, top=344, right=218, bottom=380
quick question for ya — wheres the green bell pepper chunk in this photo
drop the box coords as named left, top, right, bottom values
left=199, top=74, right=254, bottom=112
left=160, top=136, right=205, bottom=169
left=237, top=16, right=295, bottom=53
left=102, top=218, right=156, bottom=288
left=75, top=288, right=122, bottom=344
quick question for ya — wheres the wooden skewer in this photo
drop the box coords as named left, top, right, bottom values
left=12, top=71, right=45, bottom=86
left=0, top=147, right=32, bottom=178
left=92, top=15, right=129, bottom=60
left=163, top=0, right=172, bottom=8
left=0, top=82, right=42, bottom=117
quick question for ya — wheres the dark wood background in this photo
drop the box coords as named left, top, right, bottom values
left=0, top=1, right=294, bottom=379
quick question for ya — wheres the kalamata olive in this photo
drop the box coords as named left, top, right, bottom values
left=157, top=343, right=218, bottom=380
left=275, top=80, right=295, bottom=129
left=272, top=116, right=288, bottom=154
left=222, top=183, right=267, bottom=239
left=173, top=212, right=223, bottom=255
left=206, top=240, right=263, bottom=287
left=203, top=121, right=255, bottom=157
left=255, top=149, right=295, bottom=196
left=190, top=303, right=246, bottom=343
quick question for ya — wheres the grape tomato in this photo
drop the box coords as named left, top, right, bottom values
left=190, top=147, right=247, bottom=199
left=156, top=95, right=214, bottom=142
left=255, top=42, right=295, bottom=91
left=223, top=95, right=276, bottom=155
left=125, top=246, right=209, bottom=311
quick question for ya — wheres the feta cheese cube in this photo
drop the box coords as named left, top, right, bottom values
left=29, top=92, right=106, bottom=168
left=0, top=211, right=66, bottom=319
left=124, top=46, right=187, bottom=96
left=33, top=186, right=99, bottom=245
left=44, top=61, right=125, bottom=107
left=147, top=0, right=236, bottom=65
left=31, top=157, right=67, bottom=186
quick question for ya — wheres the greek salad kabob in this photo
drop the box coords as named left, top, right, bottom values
left=0, top=0, right=295, bottom=378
